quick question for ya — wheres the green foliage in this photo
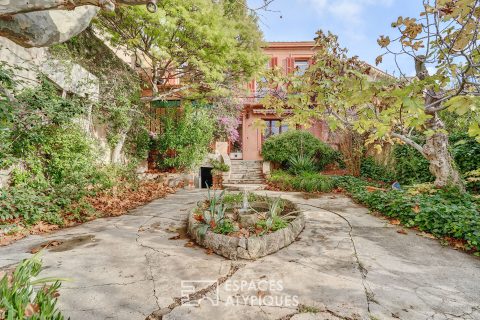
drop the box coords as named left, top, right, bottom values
left=268, top=170, right=335, bottom=193
left=360, top=157, right=395, bottom=183
left=213, top=219, right=235, bottom=235
left=256, top=196, right=294, bottom=233
left=96, top=0, right=265, bottom=98
left=222, top=192, right=258, bottom=206
left=0, top=254, right=66, bottom=319
left=257, top=215, right=288, bottom=232
left=155, top=105, right=215, bottom=170
left=288, top=154, right=317, bottom=175
left=50, top=28, right=144, bottom=160
left=194, top=187, right=227, bottom=238
left=450, top=133, right=480, bottom=174
left=210, top=159, right=230, bottom=176
left=360, top=133, right=480, bottom=187
left=261, top=131, right=338, bottom=170
left=0, top=79, right=130, bottom=225
left=465, top=169, right=480, bottom=194
left=336, top=176, right=480, bottom=252
left=392, top=143, right=433, bottom=185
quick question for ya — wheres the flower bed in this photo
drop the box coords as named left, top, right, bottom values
left=187, top=191, right=305, bottom=260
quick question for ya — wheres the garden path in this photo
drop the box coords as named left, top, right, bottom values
left=0, top=189, right=479, bottom=320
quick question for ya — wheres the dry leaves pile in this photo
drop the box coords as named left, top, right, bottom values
left=1, top=180, right=177, bottom=247
left=87, top=181, right=176, bottom=217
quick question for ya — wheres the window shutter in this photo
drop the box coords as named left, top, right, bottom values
left=286, top=57, right=295, bottom=74
left=271, top=57, right=278, bottom=68
left=247, top=80, right=256, bottom=93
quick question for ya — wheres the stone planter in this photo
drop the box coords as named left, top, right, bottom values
left=212, top=174, right=223, bottom=189
left=187, top=203, right=305, bottom=260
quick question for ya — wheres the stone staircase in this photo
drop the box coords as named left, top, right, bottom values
left=224, top=160, right=265, bottom=189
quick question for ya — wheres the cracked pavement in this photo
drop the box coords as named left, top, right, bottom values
left=0, top=189, right=479, bottom=320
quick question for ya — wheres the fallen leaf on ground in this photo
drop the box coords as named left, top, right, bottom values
left=184, top=241, right=195, bottom=247
left=417, top=232, right=436, bottom=239
left=397, top=229, right=408, bottom=235
left=30, top=240, right=63, bottom=254
left=390, top=219, right=401, bottom=225
left=412, top=204, right=421, bottom=213
left=24, top=303, right=40, bottom=317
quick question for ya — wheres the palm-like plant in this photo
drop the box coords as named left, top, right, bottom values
left=194, top=186, right=227, bottom=238
left=288, top=154, right=317, bottom=175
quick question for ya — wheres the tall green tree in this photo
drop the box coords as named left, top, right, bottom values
left=261, top=0, right=480, bottom=190
left=95, top=0, right=266, bottom=101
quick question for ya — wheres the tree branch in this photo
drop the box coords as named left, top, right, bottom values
left=391, top=132, right=425, bottom=156
left=0, top=0, right=150, bottom=17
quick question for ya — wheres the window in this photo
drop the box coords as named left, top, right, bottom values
left=294, top=60, right=309, bottom=76
left=263, top=120, right=288, bottom=140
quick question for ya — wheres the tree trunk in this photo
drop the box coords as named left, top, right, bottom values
left=422, top=115, right=464, bottom=190
left=110, top=129, right=129, bottom=164
left=0, top=6, right=99, bottom=48
left=0, top=0, right=150, bottom=17
left=413, top=55, right=464, bottom=191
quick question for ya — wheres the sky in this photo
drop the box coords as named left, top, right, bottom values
left=247, top=0, right=424, bottom=76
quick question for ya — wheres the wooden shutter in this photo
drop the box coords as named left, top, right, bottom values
left=247, top=80, right=256, bottom=94
left=286, top=57, right=295, bottom=74
left=270, top=57, right=278, bottom=68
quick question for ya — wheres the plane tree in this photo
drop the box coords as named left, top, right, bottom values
left=261, top=0, right=480, bottom=190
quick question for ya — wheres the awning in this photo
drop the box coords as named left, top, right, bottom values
left=151, top=100, right=181, bottom=108
left=151, top=100, right=214, bottom=108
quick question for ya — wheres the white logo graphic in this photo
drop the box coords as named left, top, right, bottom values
left=180, top=280, right=219, bottom=306
left=180, top=279, right=299, bottom=308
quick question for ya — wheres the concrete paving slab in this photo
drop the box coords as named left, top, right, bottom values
left=0, top=189, right=479, bottom=320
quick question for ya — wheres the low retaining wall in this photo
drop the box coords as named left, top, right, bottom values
left=187, top=207, right=305, bottom=260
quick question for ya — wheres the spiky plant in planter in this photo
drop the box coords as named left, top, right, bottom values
left=210, top=159, right=230, bottom=190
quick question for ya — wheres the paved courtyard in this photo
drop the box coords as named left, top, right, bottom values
left=0, top=189, right=479, bottom=320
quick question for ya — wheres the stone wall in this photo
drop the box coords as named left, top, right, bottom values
left=0, top=37, right=113, bottom=187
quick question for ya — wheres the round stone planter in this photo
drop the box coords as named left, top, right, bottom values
left=187, top=203, right=305, bottom=260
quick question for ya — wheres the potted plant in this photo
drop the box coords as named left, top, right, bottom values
left=211, top=159, right=230, bottom=190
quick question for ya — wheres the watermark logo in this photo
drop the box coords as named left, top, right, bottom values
left=180, top=279, right=299, bottom=308
left=180, top=280, right=219, bottom=306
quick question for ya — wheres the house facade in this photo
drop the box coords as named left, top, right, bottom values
left=142, top=40, right=391, bottom=187
left=231, top=41, right=392, bottom=162
left=232, top=41, right=330, bottom=161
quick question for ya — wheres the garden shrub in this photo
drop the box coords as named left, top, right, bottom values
left=155, top=105, right=215, bottom=170
left=360, top=157, right=395, bottom=183
left=0, top=79, right=131, bottom=226
left=268, top=170, right=335, bottom=192
left=383, top=133, right=480, bottom=187
left=0, top=125, right=112, bottom=225
left=261, top=130, right=338, bottom=170
left=392, top=143, right=433, bottom=185
left=450, top=132, right=480, bottom=173
left=335, top=176, right=480, bottom=253
left=0, top=254, right=66, bottom=319
left=288, top=154, right=317, bottom=175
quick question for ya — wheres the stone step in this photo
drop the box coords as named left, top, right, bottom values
left=230, top=170, right=262, bottom=174
left=230, top=172, right=263, bottom=176
left=226, top=176, right=264, bottom=181
left=224, top=184, right=266, bottom=191
left=225, top=179, right=266, bottom=184
left=230, top=168, right=262, bottom=172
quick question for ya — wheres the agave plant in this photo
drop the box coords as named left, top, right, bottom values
left=288, top=154, right=317, bottom=175
left=195, top=186, right=227, bottom=239
left=258, top=196, right=303, bottom=233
